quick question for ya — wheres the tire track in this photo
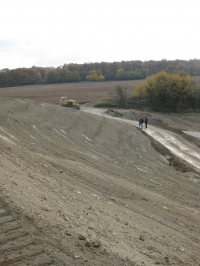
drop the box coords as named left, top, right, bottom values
left=0, top=199, right=67, bottom=266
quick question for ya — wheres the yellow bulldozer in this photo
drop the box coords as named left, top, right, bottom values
left=60, top=96, right=80, bottom=110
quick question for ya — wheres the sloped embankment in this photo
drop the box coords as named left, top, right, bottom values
left=0, top=99, right=199, bottom=265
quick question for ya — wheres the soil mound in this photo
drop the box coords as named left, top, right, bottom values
left=0, top=99, right=199, bottom=265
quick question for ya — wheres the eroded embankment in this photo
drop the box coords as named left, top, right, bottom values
left=80, top=106, right=200, bottom=175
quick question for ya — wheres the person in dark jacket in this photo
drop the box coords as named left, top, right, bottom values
left=144, top=116, right=148, bottom=128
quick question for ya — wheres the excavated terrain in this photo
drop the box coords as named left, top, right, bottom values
left=0, top=82, right=200, bottom=265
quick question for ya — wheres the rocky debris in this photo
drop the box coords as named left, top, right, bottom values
left=140, top=235, right=145, bottom=241
left=78, top=234, right=86, bottom=241
left=65, top=231, right=72, bottom=236
left=77, top=233, right=101, bottom=248
left=165, top=155, right=172, bottom=160
left=91, top=239, right=101, bottom=248
left=85, top=240, right=91, bottom=247
left=41, top=195, right=48, bottom=201
left=141, top=197, right=148, bottom=201
left=63, top=215, right=69, bottom=221
left=109, top=197, right=118, bottom=202
left=42, top=205, right=51, bottom=211
left=164, top=256, right=170, bottom=263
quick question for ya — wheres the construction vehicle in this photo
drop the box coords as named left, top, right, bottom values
left=60, top=96, right=80, bottom=110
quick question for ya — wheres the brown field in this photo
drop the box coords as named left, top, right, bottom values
left=0, top=80, right=141, bottom=104
left=1, top=76, right=199, bottom=105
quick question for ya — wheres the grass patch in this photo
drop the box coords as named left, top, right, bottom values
left=94, top=99, right=199, bottom=113
left=105, top=109, right=124, bottom=117
left=94, top=100, right=119, bottom=108
left=130, top=101, right=180, bottom=113
left=94, top=99, right=136, bottom=109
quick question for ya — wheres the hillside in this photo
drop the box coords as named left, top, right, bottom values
left=0, top=98, right=199, bottom=265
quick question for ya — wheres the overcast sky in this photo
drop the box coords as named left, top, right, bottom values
left=0, top=0, right=199, bottom=70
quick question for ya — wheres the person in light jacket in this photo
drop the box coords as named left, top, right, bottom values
left=139, top=118, right=144, bottom=129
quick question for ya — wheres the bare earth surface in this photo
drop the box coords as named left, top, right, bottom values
left=0, top=82, right=200, bottom=266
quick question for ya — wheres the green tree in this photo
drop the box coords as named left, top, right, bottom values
left=133, top=71, right=197, bottom=110
left=86, top=70, right=105, bottom=81
left=133, top=81, right=146, bottom=101
left=114, top=84, right=127, bottom=106
left=46, top=69, right=60, bottom=83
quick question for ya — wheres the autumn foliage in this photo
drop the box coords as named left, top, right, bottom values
left=133, top=71, right=200, bottom=110
left=86, top=70, right=105, bottom=81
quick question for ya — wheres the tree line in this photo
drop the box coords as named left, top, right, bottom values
left=0, top=59, right=200, bottom=87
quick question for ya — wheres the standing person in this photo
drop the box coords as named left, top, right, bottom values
left=139, top=117, right=144, bottom=129
left=139, top=118, right=142, bottom=128
left=144, top=116, right=148, bottom=128
left=140, top=117, right=144, bottom=129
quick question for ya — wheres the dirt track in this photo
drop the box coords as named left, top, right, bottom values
left=0, top=93, right=200, bottom=265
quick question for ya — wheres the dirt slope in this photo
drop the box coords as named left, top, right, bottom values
left=81, top=106, right=200, bottom=173
left=0, top=98, right=199, bottom=266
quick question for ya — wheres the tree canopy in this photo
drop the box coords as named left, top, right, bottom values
left=133, top=71, right=200, bottom=110
left=86, top=69, right=105, bottom=81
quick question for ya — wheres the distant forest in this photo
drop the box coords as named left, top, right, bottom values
left=0, top=59, right=200, bottom=87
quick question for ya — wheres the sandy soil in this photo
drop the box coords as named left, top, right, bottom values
left=0, top=84, right=200, bottom=265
